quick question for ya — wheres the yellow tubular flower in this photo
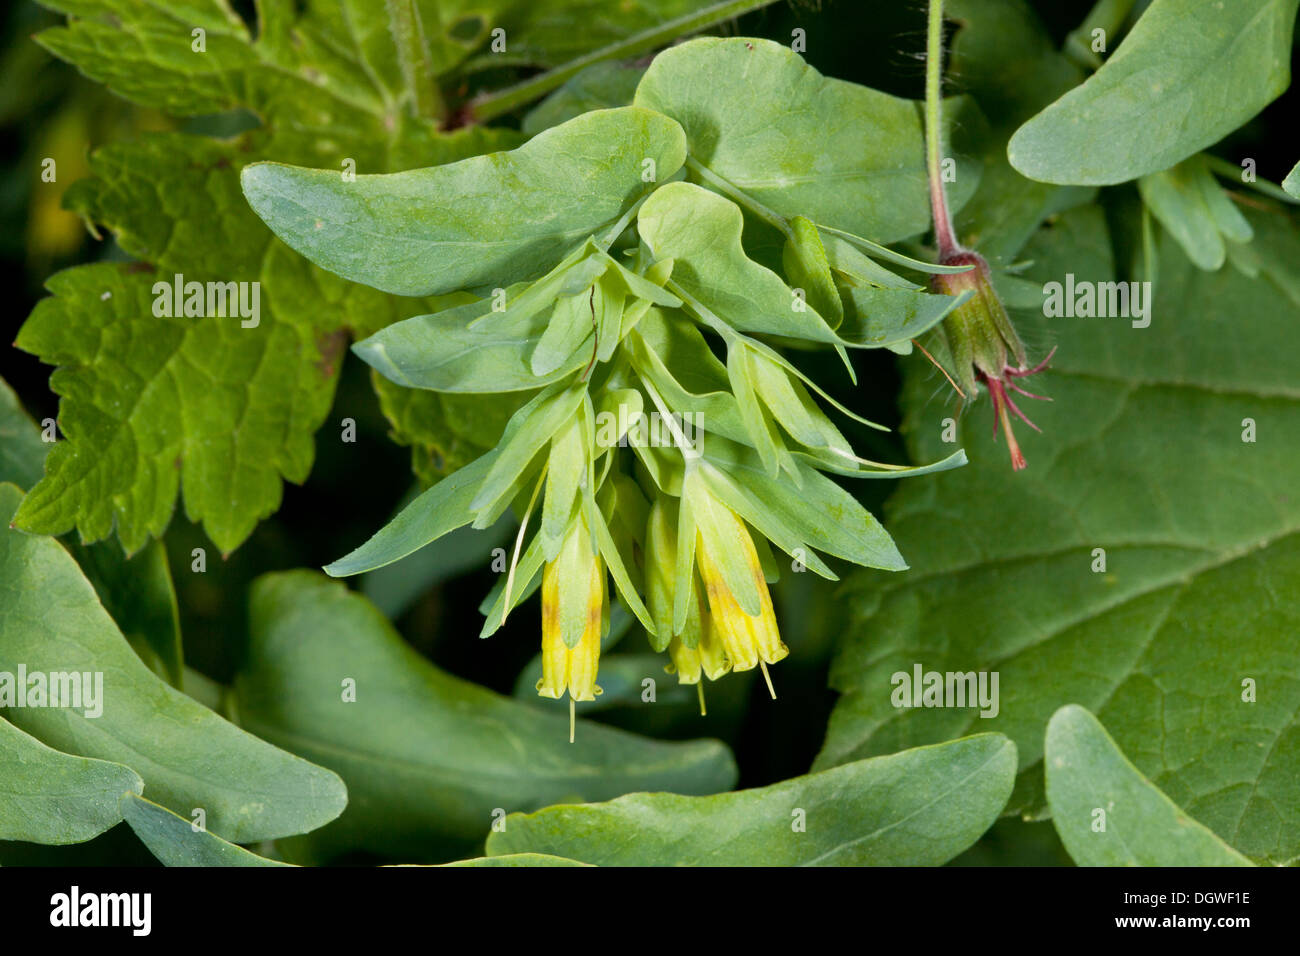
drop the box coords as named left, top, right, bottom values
left=690, top=479, right=789, bottom=678
left=647, top=496, right=733, bottom=687
left=665, top=582, right=731, bottom=685
left=537, top=517, right=605, bottom=703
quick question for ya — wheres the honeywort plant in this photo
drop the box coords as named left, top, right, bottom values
left=8, top=0, right=1299, bottom=872
left=242, top=40, right=982, bottom=728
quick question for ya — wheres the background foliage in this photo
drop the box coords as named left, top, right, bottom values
left=2, top=0, right=1297, bottom=866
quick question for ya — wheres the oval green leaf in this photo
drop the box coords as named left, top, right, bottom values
left=1045, top=706, right=1254, bottom=866
left=0, top=484, right=347, bottom=843
left=233, top=572, right=737, bottom=861
left=1008, top=0, right=1299, bottom=185
left=635, top=37, right=978, bottom=242
left=0, top=717, right=143, bottom=845
left=241, top=107, right=687, bottom=296
left=121, top=794, right=295, bottom=867
left=486, top=733, right=1016, bottom=865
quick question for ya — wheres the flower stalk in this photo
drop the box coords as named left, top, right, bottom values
left=923, top=0, right=1055, bottom=471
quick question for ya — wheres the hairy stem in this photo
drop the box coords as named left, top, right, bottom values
left=471, top=0, right=781, bottom=123
left=925, top=0, right=960, bottom=260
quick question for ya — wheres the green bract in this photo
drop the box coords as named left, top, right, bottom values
left=634, top=36, right=981, bottom=243
left=1137, top=155, right=1254, bottom=271
left=242, top=107, right=689, bottom=297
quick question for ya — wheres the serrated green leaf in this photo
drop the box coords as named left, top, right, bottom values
left=12, top=263, right=341, bottom=555
left=121, top=793, right=294, bottom=867
left=233, top=572, right=737, bottom=860
left=242, top=107, right=686, bottom=297
left=1008, top=0, right=1299, bottom=185
left=29, top=125, right=517, bottom=554
left=0, top=717, right=143, bottom=845
left=0, top=484, right=347, bottom=843
left=634, top=36, right=978, bottom=243
left=34, top=0, right=257, bottom=117
left=1045, top=706, right=1254, bottom=866
left=466, top=0, right=722, bottom=72
left=820, top=205, right=1300, bottom=864
left=486, top=733, right=1016, bottom=865
left=35, top=0, right=692, bottom=128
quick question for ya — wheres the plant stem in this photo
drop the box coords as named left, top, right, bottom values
left=925, top=0, right=960, bottom=261
left=386, top=0, right=447, bottom=123
left=685, top=157, right=793, bottom=238
left=1064, top=0, right=1137, bottom=69
left=471, top=0, right=780, bottom=124
left=1203, top=154, right=1300, bottom=205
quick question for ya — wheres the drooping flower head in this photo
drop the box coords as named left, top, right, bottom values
left=929, top=251, right=1055, bottom=471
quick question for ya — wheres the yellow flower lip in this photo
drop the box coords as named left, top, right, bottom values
left=687, top=473, right=788, bottom=685
left=537, top=516, right=605, bottom=703
left=696, top=530, right=788, bottom=672
left=666, top=609, right=732, bottom=685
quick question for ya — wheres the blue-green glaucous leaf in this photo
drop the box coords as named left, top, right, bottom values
left=1008, top=0, right=1299, bottom=185
left=487, top=734, right=1016, bottom=865
left=1044, top=706, right=1254, bottom=866
left=242, top=107, right=688, bottom=296
left=634, top=37, right=978, bottom=243
left=0, top=484, right=347, bottom=843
